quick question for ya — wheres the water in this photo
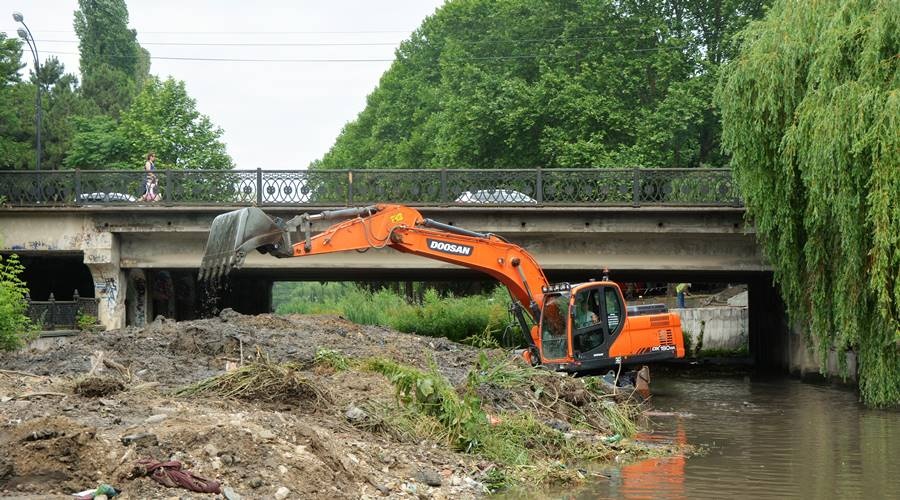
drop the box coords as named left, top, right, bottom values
left=580, top=370, right=900, bottom=499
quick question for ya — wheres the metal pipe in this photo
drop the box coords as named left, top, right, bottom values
left=307, top=205, right=380, bottom=221
left=421, top=218, right=489, bottom=239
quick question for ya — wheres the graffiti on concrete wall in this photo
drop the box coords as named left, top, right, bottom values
left=94, top=278, right=118, bottom=314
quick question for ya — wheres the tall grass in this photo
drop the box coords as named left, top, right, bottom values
left=275, top=283, right=513, bottom=343
left=364, top=355, right=630, bottom=490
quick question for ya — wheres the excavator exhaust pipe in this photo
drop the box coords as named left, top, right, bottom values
left=199, top=207, right=292, bottom=281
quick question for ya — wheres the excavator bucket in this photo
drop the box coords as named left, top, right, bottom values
left=199, top=207, right=290, bottom=281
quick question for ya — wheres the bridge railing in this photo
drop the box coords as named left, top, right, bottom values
left=0, top=168, right=742, bottom=207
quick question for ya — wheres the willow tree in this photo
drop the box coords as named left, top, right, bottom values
left=717, top=0, right=899, bottom=405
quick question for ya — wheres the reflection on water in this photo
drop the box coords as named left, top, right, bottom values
left=585, top=372, right=900, bottom=499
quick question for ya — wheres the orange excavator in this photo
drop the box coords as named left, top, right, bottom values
left=199, top=204, right=684, bottom=376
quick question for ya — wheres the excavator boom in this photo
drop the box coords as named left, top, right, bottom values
left=200, top=204, right=548, bottom=322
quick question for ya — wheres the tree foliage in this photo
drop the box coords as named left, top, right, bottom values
left=717, top=0, right=899, bottom=405
left=0, top=253, right=32, bottom=351
left=119, top=77, right=233, bottom=169
left=0, top=0, right=230, bottom=171
left=74, top=0, right=149, bottom=116
left=0, top=33, right=32, bottom=169
left=66, top=77, right=234, bottom=169
left=317, top=0, right=768, bottom=169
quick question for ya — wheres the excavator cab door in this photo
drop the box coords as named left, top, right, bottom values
left=570, top=284, right=625, bottom=363
left=538, top=293, right=571, bottom=362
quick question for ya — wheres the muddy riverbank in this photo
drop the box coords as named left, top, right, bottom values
left=0, top=311, right=672, bottom=499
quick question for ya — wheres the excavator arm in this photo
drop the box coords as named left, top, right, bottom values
left=200, top=204, right=549, bottom=328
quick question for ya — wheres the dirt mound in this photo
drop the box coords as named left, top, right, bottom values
left=74, top=376, right=125, bottom=397
left=0, top=312, right=663, bottom=498
left=1, top=314, right=477, bottom=388
left=0, top=313, right=498, bottom=498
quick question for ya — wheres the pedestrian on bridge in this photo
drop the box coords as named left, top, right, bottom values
left=141, top=152, right=161, bottom=202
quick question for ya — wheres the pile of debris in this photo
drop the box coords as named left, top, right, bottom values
left=0, top=311, right=673, bottom=498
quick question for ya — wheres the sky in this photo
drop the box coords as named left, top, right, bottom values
left=3, top=0, right=446, bottom=169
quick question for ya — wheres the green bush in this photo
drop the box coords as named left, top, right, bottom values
left=0, top=253, right=33, bottom=350
left=76, top=313, right=99, bottom=331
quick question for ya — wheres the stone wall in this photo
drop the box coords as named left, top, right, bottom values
left=673, top=306, right=748, bottom=351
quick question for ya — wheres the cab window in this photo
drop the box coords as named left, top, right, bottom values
left=573, top=289, right=603, bottom=353
left=540, top=293, right=569, bottom=359
left=573, top=289, right=601, bottom=330
left=604, top=287, right=623, bottom=335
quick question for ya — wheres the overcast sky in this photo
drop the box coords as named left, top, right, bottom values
left=4, top=0, right=445, bottom=169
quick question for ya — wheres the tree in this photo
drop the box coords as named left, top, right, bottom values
left=34, top=57, right=89, bottom=170
left=67, top=77, right=234, bottom=170
left=119, top=77, right=233, bottom=169
left=317, top=0, right=768, bottom=169
left=717, top=0, right=899, bottom=406
left=0, top=253, right=32, bottom=350
left=64, top=115, right=131, bottom=169
left=74, top=0, right=149, bottom=116
left=0, top=33, right=32, bottom=170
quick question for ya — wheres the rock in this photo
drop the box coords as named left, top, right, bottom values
left=546, top=418, right=571, bottom=432
left=144, top=414, right=168, bottom=424
left=222, top=486, right=242, bottom=500
left=257, top=429, right=276, bottom=440
left=23, top=429, right=59, bottom=441
left=274, top=486, right=290, bottom=499
left=463, top=477, right=487, bottom=493
left=99, top=398, right=118, bottom=407
left=278, top=465, right=288, bottom=475
left=219, top=308, right=242, bottom=322
left=203, top=443, right=219, bottom=457
left=121, top=432, right=158, bottom=447
left=249, top=478, right=263, bottom=489
left=345, top=405, right=367, bottom=424
left=376, top=484, right=391, bottom=495
left=0, top=458, right=12, bottom=479
left=414, top=468, right=442, bottom=487
left=221, top=454, right=235, bottom=466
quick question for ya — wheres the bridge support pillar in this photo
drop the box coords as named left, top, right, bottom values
left=82, top=231, right=125, bottom=330
left=126, top=269, right=149, bottom=327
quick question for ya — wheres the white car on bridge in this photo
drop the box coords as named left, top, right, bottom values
left=454, top=189, right=537, bottom=204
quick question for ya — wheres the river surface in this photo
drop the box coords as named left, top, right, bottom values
left=575, top=370, right=900, bottom=499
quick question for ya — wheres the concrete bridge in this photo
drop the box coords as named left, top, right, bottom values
left=0, top=167, right=827, bottom=378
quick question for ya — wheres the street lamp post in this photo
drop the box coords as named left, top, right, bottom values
left=13, top=12, right=41, bottom=171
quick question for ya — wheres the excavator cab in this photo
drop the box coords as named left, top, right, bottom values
left=536, top=281, right=680, bottom=371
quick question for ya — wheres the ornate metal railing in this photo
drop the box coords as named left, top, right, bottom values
left=0, top=168, right=742, bottom=207
left=26, top=290, right=99, bottom=331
